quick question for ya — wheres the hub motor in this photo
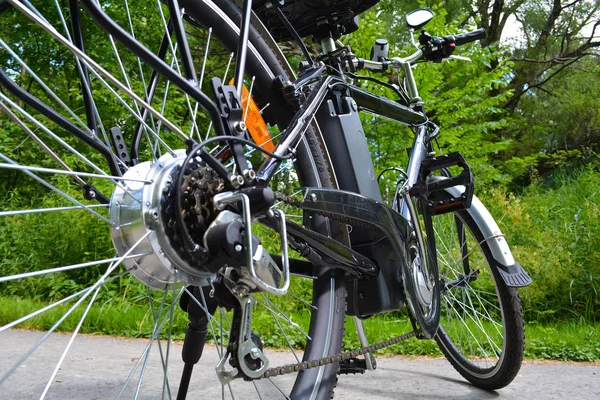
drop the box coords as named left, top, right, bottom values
left=109, top=150, right=222, bottom=289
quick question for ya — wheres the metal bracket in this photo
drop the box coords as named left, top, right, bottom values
left=236, top=294, right=269, bottom=379
left=215, top=349, right=238, bottom=385
left=213, top=192, right=290, bottom=296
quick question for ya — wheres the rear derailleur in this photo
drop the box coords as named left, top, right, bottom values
left=179, top=190, right=291, bottom=387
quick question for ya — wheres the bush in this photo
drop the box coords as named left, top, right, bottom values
left=481, top=164, right=600, bottom=322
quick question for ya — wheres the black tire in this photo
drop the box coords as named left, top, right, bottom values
left=0, top=1, right=344, bottom=398
left=432, top=209, right=524, bottom=389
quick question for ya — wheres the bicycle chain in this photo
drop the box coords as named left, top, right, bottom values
left=257, top=192, right=418, bottom=379
left=262, top=331, right=417, bottom=378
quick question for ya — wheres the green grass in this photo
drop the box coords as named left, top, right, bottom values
left=480, top=164, right=600, bottom=322
left=2, top=295, right=598, bottom=361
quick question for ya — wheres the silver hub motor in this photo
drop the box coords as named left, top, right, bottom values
left=109, top=150, right=213, bottom=289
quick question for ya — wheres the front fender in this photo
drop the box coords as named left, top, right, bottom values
left=430, top=178, right=532, bottom=287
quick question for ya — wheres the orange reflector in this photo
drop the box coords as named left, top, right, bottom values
left=229, top=79, right=274, bottom=154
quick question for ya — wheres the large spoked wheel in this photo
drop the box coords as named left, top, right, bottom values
left=0, top=1, right=344, bottom=399
left=432, top=207, right=524, bottom=390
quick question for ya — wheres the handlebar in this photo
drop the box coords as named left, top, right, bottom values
left=350, top=27, right=486, bottom=72
left=441, top=28, right=487, bottom=47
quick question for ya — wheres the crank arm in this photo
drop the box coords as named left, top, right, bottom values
left=285, top=220, right=379, bottom=279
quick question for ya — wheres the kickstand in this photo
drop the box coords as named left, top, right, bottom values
left=354, top=316, right=376, bottom=370
left=176, top=286, right=218, bottom=400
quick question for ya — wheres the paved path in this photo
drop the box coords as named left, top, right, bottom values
left=0, top=330, right=598, bottom=399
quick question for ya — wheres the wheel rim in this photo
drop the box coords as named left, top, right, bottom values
left=0, top=1, right=339, bottom=398
left=434, top=212, right=507, bottom=374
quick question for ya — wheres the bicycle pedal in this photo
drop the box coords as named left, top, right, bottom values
left=338, top=357, right=367, bottom=375
left=410, top=152, right=474, bottom=215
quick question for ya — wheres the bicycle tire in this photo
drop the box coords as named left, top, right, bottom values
left=0, top=1, right=344, bottom=398
left=432, top=206, right=525, bottom=390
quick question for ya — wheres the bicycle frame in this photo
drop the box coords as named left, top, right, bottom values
left=4, top=0, right=438, bottom=318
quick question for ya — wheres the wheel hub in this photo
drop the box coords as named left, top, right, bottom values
left=109, top=150, right=216, bottom=289
left=409, top=244, right=433, bottom=307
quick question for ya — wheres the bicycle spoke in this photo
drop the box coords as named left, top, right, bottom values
left=50, top=0, right=112, bottom=147
left=39, top=284, right=102, bottom=399
left=0, top=254, right=147, bottom=282
left=444, top=288, right=496, bottom=362
left=9, top=0, right=188, bottom=141
left=0, top=163, right=152, bottom=183
left=162, top=272, right=179, bottom=400
left=0, top=154, right=113, bottom=224
left=257, top=296, right=311, bottom=341
left=115, top=291, right=182, bottom=400
left=260, top=294, right=300, bottom=363
left=154, top=0, right=201, bottom=141
left=0, top=93, right=127, bottom=182
left=267, top=376, right=291, bottom=399
left=0, top=245, right=134, bottom=384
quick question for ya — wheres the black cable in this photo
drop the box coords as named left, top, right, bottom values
left=346, top=72, right=410, bottom=105
left=188, top=135, right=293, bottom=162
left=274, top=7, right=314, bottom=65
left=377, top=167, right=408, bottom=183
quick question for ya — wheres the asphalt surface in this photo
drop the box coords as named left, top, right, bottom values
left=0, top=330, right=598, bottom=399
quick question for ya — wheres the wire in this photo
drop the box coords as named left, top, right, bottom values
left=188, top=135, right=293, bottom=161
left=274, top=6, right=314, bottom=65
left=377, top=166, right=408, bottom=183
left=346, top=72, right=410, bottom=104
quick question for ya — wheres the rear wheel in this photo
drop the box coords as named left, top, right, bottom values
left=432, top=208, right=524, bottom=389
left=0, top=0, right=344, bottom=398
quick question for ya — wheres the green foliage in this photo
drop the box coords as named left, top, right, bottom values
left=481, top=163, right=600, bottom=321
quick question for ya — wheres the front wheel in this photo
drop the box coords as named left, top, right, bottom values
left=431, top=203, right=525, bottom=390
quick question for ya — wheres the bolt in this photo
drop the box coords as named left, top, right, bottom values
left=250, top=348, right=260, bottom=359
left=234, top=244, right=243, bottom=253
left=88, top=190, right=96, bottom=199
left=229, top=174, right=244, bottom=188
left=309, top=193, right=317, bottom=202
left=233, top=121, right=247, bottom=134
left=243, top=169, right=256, bottom=182
left=350, top=99, right=358, bottom=112
left=145, top=201, right=151, bottom=207
left=159, top=163, right=164, bottom=168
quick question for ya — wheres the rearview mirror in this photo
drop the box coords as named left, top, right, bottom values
left=406, top=8, right=434, bottom=30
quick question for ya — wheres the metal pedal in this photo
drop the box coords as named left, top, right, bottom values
left=410, top=152, right=474, bottom=215
left=338, top=357, right=367, bottom=374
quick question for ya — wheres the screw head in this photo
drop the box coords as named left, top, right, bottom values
left=229, top=174, right=244, bottom=188
left=234, top=244, right=243, bottom=253
left=250, top=348, right=260, bottom=359
left=233, top=121, right=247, bottom=134
left=309, top=193, right=317, bottom=202
left=243, top=169, right=256, bottom=181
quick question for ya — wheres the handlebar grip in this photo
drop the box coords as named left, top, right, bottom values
left=448, top=28, right=486, bottom=46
